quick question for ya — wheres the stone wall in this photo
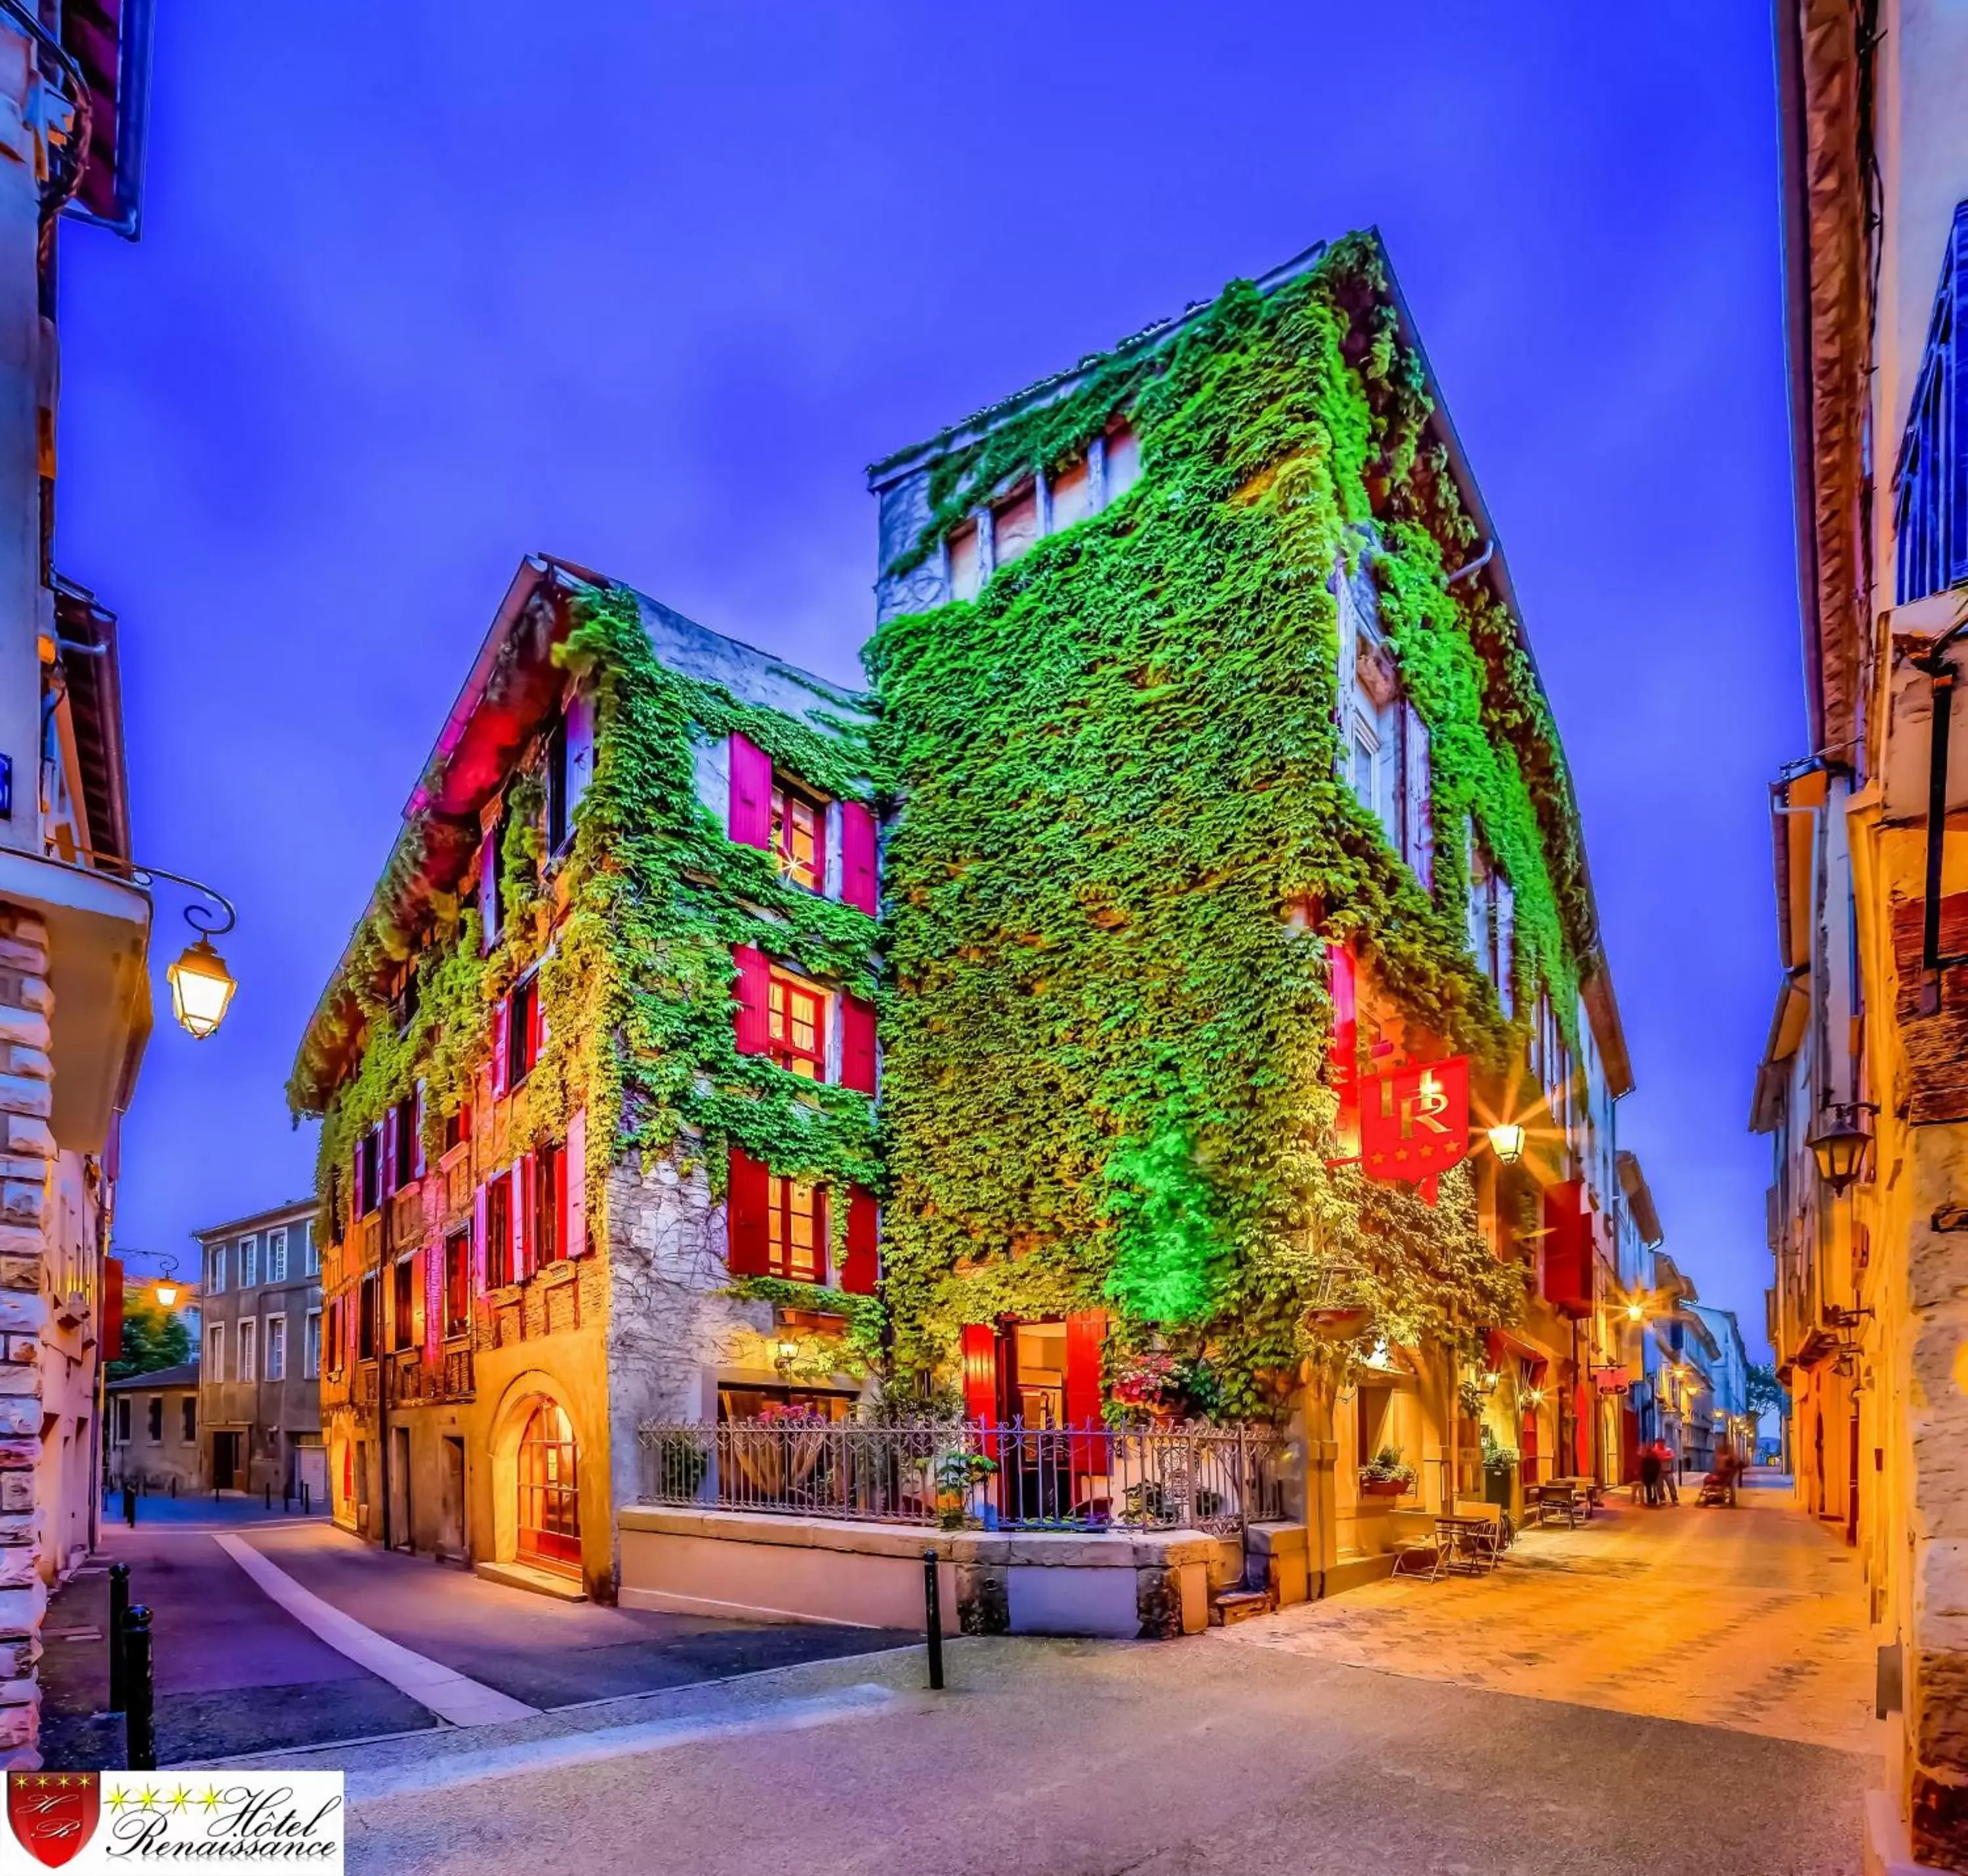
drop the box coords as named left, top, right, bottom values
left=0, top=906, right=53, bottom=1763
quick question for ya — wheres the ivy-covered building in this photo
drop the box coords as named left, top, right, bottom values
left=865, top=232, right=1649, bottom=1577
left=289, top=556, right=882, bottom=1597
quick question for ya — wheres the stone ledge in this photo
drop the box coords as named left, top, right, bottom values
left=474, top=1559, right=586, bottom=1602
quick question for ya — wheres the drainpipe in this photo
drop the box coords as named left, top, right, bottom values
left=1445, top=540, right=1494, bottom=588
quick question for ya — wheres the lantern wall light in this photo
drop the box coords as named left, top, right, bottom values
left=1486, top=1122, right=1526, bottom=1165
left=151, top=1255, right=182, bottom=1311
left=1808, top=1102, right=1877, bottom=1196
left=134, top=865, right=239, bottom=1041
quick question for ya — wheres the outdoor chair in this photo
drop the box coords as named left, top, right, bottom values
left=1536, top=1483, right=1582, bottom=1529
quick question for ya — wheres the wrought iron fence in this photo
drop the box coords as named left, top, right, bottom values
left=637, top=1417, right=1288, bottom=1536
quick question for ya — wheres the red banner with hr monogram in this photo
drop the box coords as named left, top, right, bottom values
left=1357, top=1055, right=1469, bottom=1206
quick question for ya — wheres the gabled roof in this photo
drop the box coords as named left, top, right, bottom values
left=106, top=1361, right=198, bottom=1393
left=192, top=1197, right=317, bottom=1242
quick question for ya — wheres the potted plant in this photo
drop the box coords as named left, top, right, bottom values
left=1479, top=1425, right=1520, bottom=1509
left=933, top=1449, right=1000, bottom=1529
left=1358, top=1446, right=1416, bottom=1498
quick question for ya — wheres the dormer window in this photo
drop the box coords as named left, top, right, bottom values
left=769, top=782, right=825, bottom=893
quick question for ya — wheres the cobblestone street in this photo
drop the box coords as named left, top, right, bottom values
left=1218, top=1474, right=1877, bottom=1754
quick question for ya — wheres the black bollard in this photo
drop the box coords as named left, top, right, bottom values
left=168, top=1477, right=176, bottom=1500
left=283, top=1485, right=291, bottom=1513
left=300, top=1483, right=310, bottom=1515
left=106, top=1562, right=129, bottom=1715
left=121, top=1484, right=134, bottom=1529
left=263, top=1482, right=271, bottom=1511
left=123, top=1605, right=155, bottom=1771
left=922, top=1549, right=944, bottom=1691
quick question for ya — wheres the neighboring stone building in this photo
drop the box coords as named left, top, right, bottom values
left=0, top=8, right=158, bottom=1764
left=289, top=561, right=880, bottom=1597
left=195, top=1199, right=324, bottom=1501
left=1755, top=3, right=1968, bottom=1866
left=106, top=1363, right=201, bottom=1496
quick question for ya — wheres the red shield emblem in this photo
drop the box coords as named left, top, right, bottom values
left=1357, top=1055, right=1470, bottom=1205
left=7, top=1772, right=100, bottom=1867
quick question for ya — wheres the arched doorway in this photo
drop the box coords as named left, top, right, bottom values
left=516, top=1398, right=581, bottom=1573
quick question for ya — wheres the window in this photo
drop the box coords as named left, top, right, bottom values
left=393, top=1259, right=416, bottom=1351
left=532, top=1143, right=563, bottom=1266
left=392, top=1097, right=418, bottom=1189
left=443, top=1101, right=472, bottom=1156
left=949, top=521, right=981, bottom=602
left=767, top=1175, right=825, bottom=1284
left=769, top=783, right=823, bottom=893
left=768, top=972, right=826, bottom=1080
left=487, top=1178, right=513, bottom=1288
left=146, top=1397, right=162, bottom=1442
left=444, top=1231, right=472, bottom=1334
left=1050, top=456, right=1094, bottom=530
left=180, top=1397, right=197, bottom=1444
left=304, top=1309, right=321, bottom=1380
left=205, top=1324, right=224, bottom=1384
left=114, top=1397, right=130, bottom=1443
left=239, top=1234, right=258, bottom=1288
left=238, top=1320, right=257, bottom=1384
left=266, top=1228, right=288, bottom=1284
left=266, top=1315, right=287, bottom=1382
left=516, top=1398, right=581, bottom=1570
left=546, top=714, right=571, bottom=854
left=358, top=1130, right=381, bottom=1217
left=302, top=1221, right=318, bottom=1276
left=1467, top=833, right=1515, bottom=1017
left=509, top=975, right=541, bottom=1084
left=209, top=1243, right=227, bottom=1294
left=1104, top=421, right=1142, bottom=500
left=358, top=1275, right=378, bottom=1360
left=993, top=484, right=1040, bottom=566
left=1895, top=199, right=1967, bottom=606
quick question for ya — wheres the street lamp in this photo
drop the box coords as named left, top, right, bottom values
left=151, top=1255, right=182, bottom=1311
left=134, top=866, right=240, bottom=1042
left=1808, top=1104, right=1876, bottom=1196
left=1486, top=1122, right=1526, bottom=1165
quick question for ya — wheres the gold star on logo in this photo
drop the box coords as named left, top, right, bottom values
left=167, top=1786, right=190, bottom=1814
left=106, top=1788, right=129, bottom=1812
left=137, top=1786, right=159, bottom=1810
left=199, top=1787, right=221, bottom=1813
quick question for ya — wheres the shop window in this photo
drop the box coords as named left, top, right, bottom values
left=716, top=1386, right=856, bottom=1421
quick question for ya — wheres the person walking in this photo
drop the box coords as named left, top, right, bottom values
left=1660, top=1437, right=1680, bottom=1505
left=1638, top=1440, right=1662, bottom=1507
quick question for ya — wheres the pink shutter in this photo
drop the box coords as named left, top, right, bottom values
left=422, top=1240, right=441, bottom=1363
left=840, top=995, right=877, bottom=1095
left=726, top=1149, right=769, bottom=1276
left=473, top=1184, right=489, bottom=1292
left=1327, top=939, right=1360, bottom=1159
left=380, top=1117, right=398, bottom=1200
left=962, top=1325, right=1000, bottom=1458
left=512, top=1159, right=531, bottom=1281
left=840, top=801, right=878, bottom=915
left=728, top=733, right=772, bottom=849
left=491, top=998, right=509, bottom=1097
left=566, top=1107, right=588, bottom=1258
left=411, top=1084, right=426, bottom=1179
left=479, top=832, right=499, bottom=952
left=732, top=946, right=771, bottom=1055
left=842, top=1188, right=878, bottom=1295
left=1065, top=1311, right=1107, bottom=1474
left=565, top=687, right=596, bottom=824
left=811, top=802, right=830, bottom=895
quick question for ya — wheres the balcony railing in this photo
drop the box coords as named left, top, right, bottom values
left=382, top=1345, right=475, bottom=1406
left=637, top=1417, right=1288, bottom=1537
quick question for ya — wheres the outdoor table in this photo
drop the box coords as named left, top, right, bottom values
left=1430, top=1513, right=1501, bottom=1578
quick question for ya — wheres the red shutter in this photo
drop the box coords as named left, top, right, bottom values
left=962, top=1325, right=999, bottom=1458
left=102, top=1257, right=123, bottom=1362
left=472, top=1184, right=489, bottom=1293
left=566, top=1107, right=588, bottom=1259
left=840, top=801, right=878, bottom=916
left=840, top=995, right=878, bottom=1095
left=381, top=1118, right=398, bottom=1201
left=732, top=946, right=771, bottom=1055
left=531, top=977, right=547, bottom=1063
left=1540, top=1179, right=1591, bottom=1316
left=513, top=1159, right=532, bottom=1281
left=842, top=1188, right=878, bottom=1295
left=728, top=733, right=772, bottom=849
left=727, top=1149, right=770, bottom=1276
left=411, top=1084, right=427, bottom=1179
left=1327, top=940, right=1360, bottom=1159
left=1065, top=1311, right=1107, bottom=1473
left=491, top=998, right=509, bottom=1097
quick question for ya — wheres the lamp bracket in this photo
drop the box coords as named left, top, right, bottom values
left=129, top=864, right=236, bottom=940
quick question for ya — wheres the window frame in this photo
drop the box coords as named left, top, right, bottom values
left=392, top=1257, right=417, bottom=1352
left=209, top=1242, right=226, bottom=1294
left=768, top=780, right=825, bottom=894
left=239, top=1234, right=258, bottom=1289
left=237, top=1318, right=257, bottom=1385
left=509, top=973, right=541, bottom=1086
left=265, top=1314, right=287, bottom=1382
left=487, top=1177, right=514, bottom=1289
left=180, top=1395, right=197, bottom=1445
left=766, top=1175, right=827, bottom=1284
left=205, top=1324, right=224, bottom=1385
left=304, top=1309, right=322, bottom=1381
left=443, top=1229, right=473, bottom=1335
left=266, top=1227, right=288, bottom=1285
left=767, top=969, right=827, bottom=1080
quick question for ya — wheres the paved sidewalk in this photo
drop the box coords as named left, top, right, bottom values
left=1216, top=1475, right=1878, bottom=1753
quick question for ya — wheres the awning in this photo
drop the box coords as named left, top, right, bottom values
left=1485, top=1328, right=1550, bottom=1385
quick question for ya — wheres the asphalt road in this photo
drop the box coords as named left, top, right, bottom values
left=329, top=1636, right=1868, bottom=1876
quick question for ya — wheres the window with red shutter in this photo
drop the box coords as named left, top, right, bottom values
left=842, top=1189, right=878, bottom=1295
left=767, top=971, right=826, bottom=1079
left=1064, top=1311, right=1107, bottom=1471
left=728, top=733, right=773, bottom=848
left=840, top=994, right=877, bottom=1095
left=961, top=1326, right=1000, bottom=1456
left=732, top=947, right=771, bottom=1055
left=769, top=782, right=825, bottom=893
left=766, top=1175, right=825, bottom=1282
left=840, top=801, right=878, bottom=916
left=726, top=1149, right=770, bottom=1275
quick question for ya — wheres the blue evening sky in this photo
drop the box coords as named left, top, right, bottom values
left=61, top=3, right=1798, bottom=1350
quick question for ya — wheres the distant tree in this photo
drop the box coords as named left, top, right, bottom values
left=106, top=1299, right=192, bottom=1385
left=1746, top=1362, right=1788, bottom=1423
